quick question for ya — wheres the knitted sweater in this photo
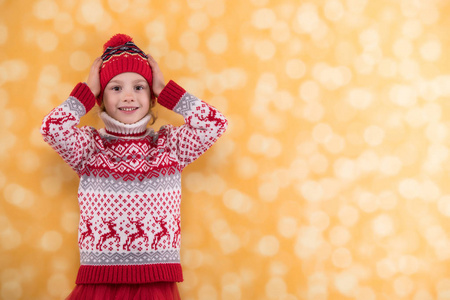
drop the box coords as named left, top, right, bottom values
left=41, top=80, right=227, bottom=284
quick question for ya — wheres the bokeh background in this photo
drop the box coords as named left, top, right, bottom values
left=2, top=0, right=450, bottom=299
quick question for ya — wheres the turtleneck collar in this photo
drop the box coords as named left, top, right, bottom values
left=100, top=112, right=151, bottom=137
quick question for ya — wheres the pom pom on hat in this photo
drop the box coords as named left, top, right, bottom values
left=98, top=33, right=152, bottom=106
left=103, top=34, right=134, bottom=51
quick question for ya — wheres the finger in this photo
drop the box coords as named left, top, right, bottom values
left=147, top=54, right=158, bottom=67
left=90, top=59, right=100, bottom=72
left=94, top=57, right=103, bottom=68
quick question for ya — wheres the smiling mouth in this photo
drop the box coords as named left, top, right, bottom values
left=119, top=107, right=138, bottom=111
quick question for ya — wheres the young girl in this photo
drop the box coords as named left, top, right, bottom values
left=41, top=34, right=228, bottom=300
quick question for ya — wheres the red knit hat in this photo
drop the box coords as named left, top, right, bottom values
left=98, top=34, right=152, bottom=105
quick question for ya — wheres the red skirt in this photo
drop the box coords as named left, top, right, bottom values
left=65, top=282, right=181, bottom=300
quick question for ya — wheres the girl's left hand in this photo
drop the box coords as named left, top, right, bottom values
left=147, top=54, right=165, bottom=98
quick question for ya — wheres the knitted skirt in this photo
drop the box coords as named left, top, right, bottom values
left=65, top=282, right=181, bottom=300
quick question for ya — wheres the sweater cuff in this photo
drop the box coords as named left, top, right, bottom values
left=157, top=80, right=186, bottom=110
left=70, top=82, right=96, bottom=113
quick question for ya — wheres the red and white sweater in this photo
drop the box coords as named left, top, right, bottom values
left=41, top=80, right=227, bottom=284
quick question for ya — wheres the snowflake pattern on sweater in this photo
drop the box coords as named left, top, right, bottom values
left=41, top=81, right=227, bottom=284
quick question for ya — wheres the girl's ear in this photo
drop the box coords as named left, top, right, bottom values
left=151, top=95, right=156, bottom=108
left=100, top=101, right=106, bottom=112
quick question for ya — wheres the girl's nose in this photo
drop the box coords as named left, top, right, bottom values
left=123, top=89, right=134, bottom=102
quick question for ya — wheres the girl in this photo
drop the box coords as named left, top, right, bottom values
left=41, top=34, right=228, bottom=300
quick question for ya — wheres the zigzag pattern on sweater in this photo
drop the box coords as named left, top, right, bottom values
left=79, top=172, right=182, bottom=193
left=80, top=164, right=181, bottom=180
left=65, top=96, right=86, bottom=116
left=82, top=142, right=180, bottom=174
left=173, top=93, right=198, bottom=115
left=80, top=249, right=180, bottom=265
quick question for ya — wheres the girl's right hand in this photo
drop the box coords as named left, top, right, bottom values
left=87, top=57, right=102, bottom=98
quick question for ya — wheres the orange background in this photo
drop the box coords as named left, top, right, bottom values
left=2, top=0, right=450, bottom=299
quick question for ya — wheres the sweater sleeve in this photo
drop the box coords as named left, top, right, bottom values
left=158, top=80, right=228, bottom=169
left=40, top=82, right=97, bottom=174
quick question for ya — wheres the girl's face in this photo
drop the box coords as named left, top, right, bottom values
left=103, top=72, right=151, bottom=124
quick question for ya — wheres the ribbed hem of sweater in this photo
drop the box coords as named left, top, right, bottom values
left=157, top=80, right=186, bottom=110
left=75, top=263, right=183, bottom=284
left=100, top=112, right=151, bottom=137
left=70, top=82, right=96, bottom=113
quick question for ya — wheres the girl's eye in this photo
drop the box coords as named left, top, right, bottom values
left=135, top=85, right=144, bottom=91
left=112, top=86, right=121, bottom=91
